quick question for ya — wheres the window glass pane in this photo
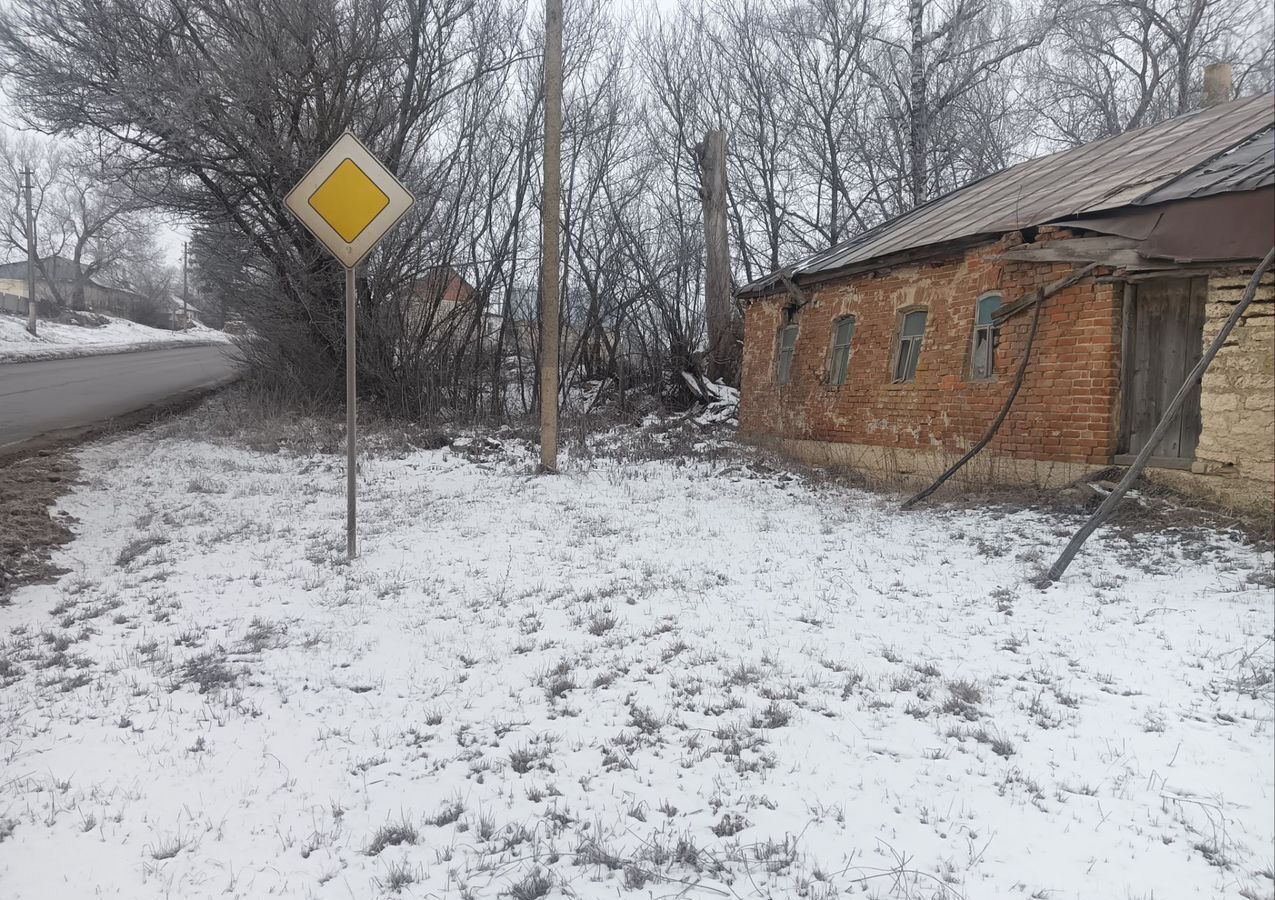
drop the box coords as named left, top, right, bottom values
left=780, top=324, right=797, bottom=350
left=902, top=309, right=927, bottom=337
left=831, top=346, right=849, bottom=384
left=835, top=318, right=854, bottom=347
left=972, top=328, right=991, bottom=378
left=777, top=324, right=796, bottom=384
left=893, top=338, right=919, bottom=381
left=976, top=295, right=1002, bottom=325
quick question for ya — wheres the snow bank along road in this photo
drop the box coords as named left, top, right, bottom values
left=0, top=416, right=1271, bottom=900
left=0, top=344, right=240, bottom=449
left=0, top=311, right=229, bottom=363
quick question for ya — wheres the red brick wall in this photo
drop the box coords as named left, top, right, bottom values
left=740, top=232, right=1123, bottom=465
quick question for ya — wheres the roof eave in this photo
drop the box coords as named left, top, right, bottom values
left=738, top=233, right=1000, bottom=303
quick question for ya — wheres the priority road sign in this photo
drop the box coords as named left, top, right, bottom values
left=285, top=132, right=415, bottom=558
left=285, top=132, right=415, bottom=268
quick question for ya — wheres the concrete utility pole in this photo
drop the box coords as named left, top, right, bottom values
left=182, top=240, right=189, bottom=328
left=539, top=0, right=563, bottom=473
left=697, top=129, right=732, bottom=383
left=23, top=168, right=36, bottom=336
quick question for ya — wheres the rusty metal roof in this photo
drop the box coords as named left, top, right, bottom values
left=1136, top=125, right=1273, bottom=204
left=741, top=93, right=1275, bottom=297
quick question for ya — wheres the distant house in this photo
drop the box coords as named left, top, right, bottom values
left=408, top=265, right=477, bottom=328
left=0, top=255, right=148, bottom=320
left=737, top=93, right=1274, bottom=514
left=156, top=294, right=200, bottom=330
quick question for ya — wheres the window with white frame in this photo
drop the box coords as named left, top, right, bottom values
left=828, top=316, right=855, bottom=385
left=776, top=320, right=799, bottom=385
left=893, top=309, right=927, bottom=383
left=971, top=294, right=1002, bottom=379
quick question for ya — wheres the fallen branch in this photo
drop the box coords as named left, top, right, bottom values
left=901, top=263, right=1097, bottom=510
left=1046, top=247, right=1275, bottom=582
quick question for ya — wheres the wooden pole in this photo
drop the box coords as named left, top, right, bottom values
left=24, top=168, right=36, bottom=336
left=1046, top=248, right=1275, bottom=583
left=539, top=0, right=563, bottom=473
left=698, top=129, right=732, bottom=383
left=346, top=265, right=358, bottom=558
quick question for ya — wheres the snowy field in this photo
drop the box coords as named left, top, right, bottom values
left=0, top=311, right=227, bottom=361
left=0, top=413, right=1272, bottom=900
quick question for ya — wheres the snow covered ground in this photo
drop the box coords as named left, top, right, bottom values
left=0, top=311, right=228, bottom=362
left=0, top=412, right=1271, bottom=900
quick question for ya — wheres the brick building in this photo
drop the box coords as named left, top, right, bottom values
left=738, top=93, right=1274, bottom=514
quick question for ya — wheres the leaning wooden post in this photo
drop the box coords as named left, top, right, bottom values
left=697, top=129, right=732, bottom=383
left=1046, top=247, right=1275, bottom=583
left=24, top=168, right=37, bottom=336
left=538, top=0, right=563, bottom=473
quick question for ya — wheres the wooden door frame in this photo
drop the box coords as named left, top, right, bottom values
left=1115, top=277, right=1204, bottom=471
left=1118, top=281, right=1136, bottom=457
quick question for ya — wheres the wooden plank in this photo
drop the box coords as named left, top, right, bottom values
left=1127, top=284, right=1151, bottom=454
left=1141, top=286, right=1170, bottom=455
left=1118, top=283, right=1135, bottom=454
left=1179, top=277, right=1207, bottom=460
left=995, top=235, right=1142, bottom=265
left=1162, top=280, right=1188, bottom=458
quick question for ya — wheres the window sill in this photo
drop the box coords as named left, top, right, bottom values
left=885, top=381, right=916, bottom=389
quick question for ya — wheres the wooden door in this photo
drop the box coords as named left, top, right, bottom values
left=1120, top=278, right=1205, bottom=463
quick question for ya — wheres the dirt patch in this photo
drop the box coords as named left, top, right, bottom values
left=0, top=381, right=237, bottom=601
left=0, top=450, right=79, bottom=601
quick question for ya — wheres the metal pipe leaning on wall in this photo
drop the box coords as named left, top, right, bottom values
left=1046, top=247, right=1275, bottom=583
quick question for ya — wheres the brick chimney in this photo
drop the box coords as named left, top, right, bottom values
left=1203, top=62, right=1233, bottom=107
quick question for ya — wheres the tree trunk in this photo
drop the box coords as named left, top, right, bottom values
left=697, top=129, right=734, bottom=384
left=907, top=0, right=928, bottom=208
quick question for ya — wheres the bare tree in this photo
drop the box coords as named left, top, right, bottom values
left=773, top=0, right=881, bottom=248
left=0, top=132, right=153, bottom=312
left=1036, top=0, right=1273, bottom=145
left=867, top=0, right=1054, bottom=209
left=1, top=0, right=527, bottom=410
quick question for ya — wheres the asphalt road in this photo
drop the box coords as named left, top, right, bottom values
left=0, top=344, right=241, bottom=449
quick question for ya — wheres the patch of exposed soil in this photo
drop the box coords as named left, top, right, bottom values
left=0, top=451, right=78, bottom=601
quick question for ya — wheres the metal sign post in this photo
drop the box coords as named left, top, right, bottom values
left=344, top=266, right=357, bottom=557
left=284, top=132, right=415, bottom=558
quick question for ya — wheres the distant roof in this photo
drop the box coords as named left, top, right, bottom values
left=741, top=93, right=1275, bottom=297
left=0, top=254, right=81, bottom=279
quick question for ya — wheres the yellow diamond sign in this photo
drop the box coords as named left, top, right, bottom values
left=284, top=132, right=415, bottom=268
left=308, top=159, right=391, bottom=243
